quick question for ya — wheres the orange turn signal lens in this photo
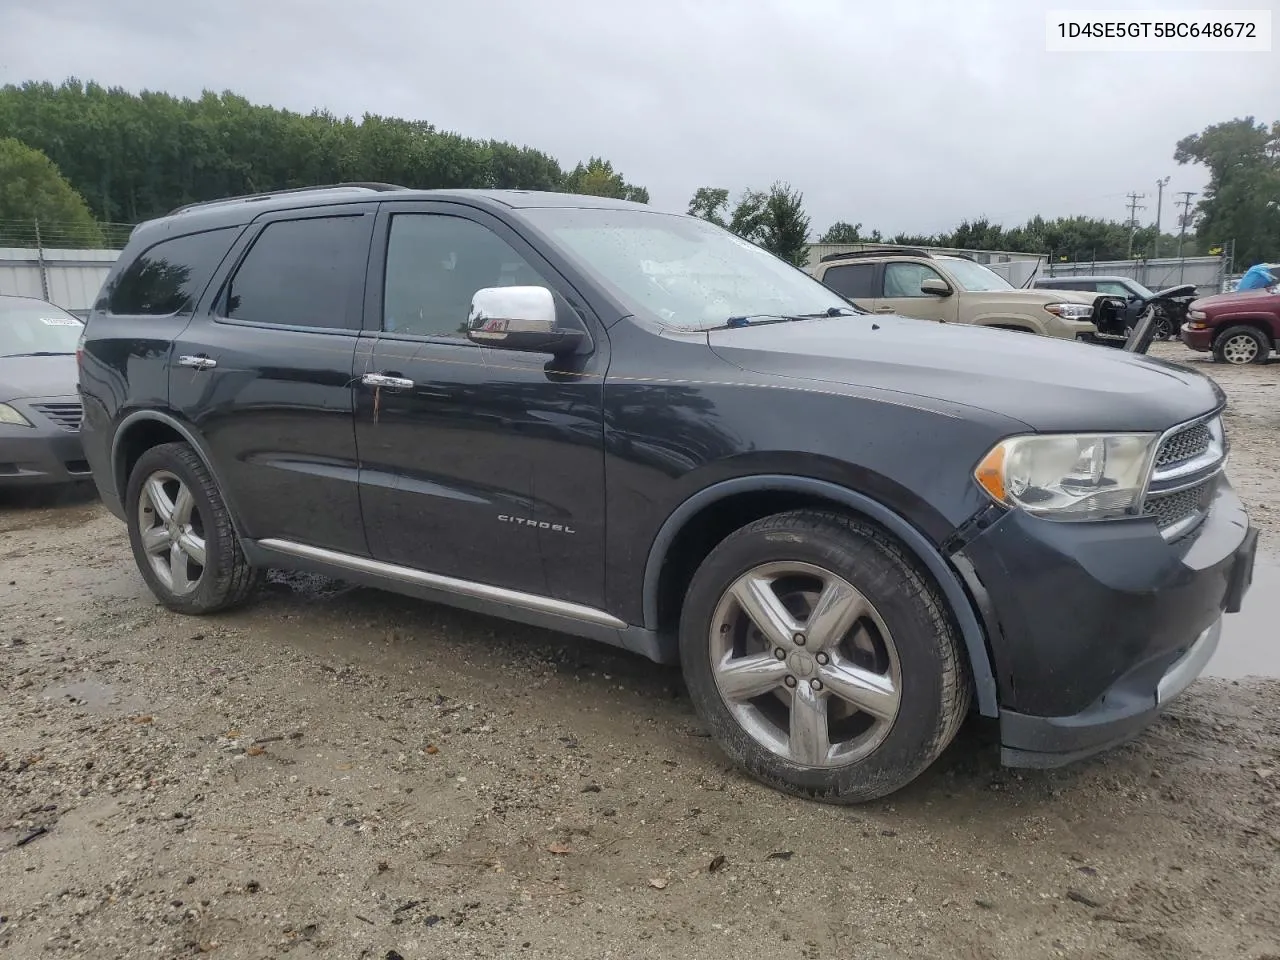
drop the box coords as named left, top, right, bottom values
left=974, top=444, right=1007, bottom=503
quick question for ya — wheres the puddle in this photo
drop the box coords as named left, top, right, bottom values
left=1205, top=562, right=1280, bottom=679
left=41, top=675, right=143, bottom=714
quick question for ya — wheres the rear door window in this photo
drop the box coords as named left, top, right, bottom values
left=221, top=215, right=371, bottom=330
left=820, top=262, right=876, bottom=299
left=106, top=228, right=239, bottom=316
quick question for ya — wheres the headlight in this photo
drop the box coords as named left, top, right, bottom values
left=974, top=433, right=1158, bottom=520
left=0, top=403, right=33, bottom=427
left=1188, top=309, right=1207, bottom=320
left=1043, top=302, right=1094, bottom=321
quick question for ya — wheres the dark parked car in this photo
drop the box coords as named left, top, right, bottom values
left=1033, top=275, right=1195, bottom=339
left=1181, top=286, right=1279, bottom=364
left=78, top=185, right=1257, bottom=803
left=0, top=295, right=90, bottom=487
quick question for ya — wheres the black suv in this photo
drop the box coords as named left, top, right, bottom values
left=78, top=185, right=1257, bottom=803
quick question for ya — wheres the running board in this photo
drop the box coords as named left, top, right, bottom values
left=247, top=538, right=673, bottom=664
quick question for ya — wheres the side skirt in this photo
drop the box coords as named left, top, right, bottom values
left=244, top=538, right=674, bottom=664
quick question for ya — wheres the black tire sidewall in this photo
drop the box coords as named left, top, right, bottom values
left=1214, top=326, right=1268, bottom=365
left=679, top=513, right=962, bottom=802
left=124, top=443, right=235, bottom=613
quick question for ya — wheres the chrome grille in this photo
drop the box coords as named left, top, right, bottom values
left=1154, top=422, right=1212, bottom=469
left=1144, top=481, right=1215, bottom=533
left=31, top=402, right=83, bottom=432
left=1143, top=414, right=1227, bottom=540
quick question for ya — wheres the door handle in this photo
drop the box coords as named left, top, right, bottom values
left=362, top=373, right=415, bottom=390
left=177, top=355, right=217, bottom=369
left=874, top=306, right=895, bottom=314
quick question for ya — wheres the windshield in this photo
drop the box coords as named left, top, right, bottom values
left=0, top=300, right=83, bottom=357
left=938, top=259, right=1014, bottom=292
left=521, top=207, right=855, bottom=329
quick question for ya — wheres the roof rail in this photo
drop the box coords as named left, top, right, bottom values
left=819, top=246, right=933, bottom=263
left=166, top=182, right=407, bottom=217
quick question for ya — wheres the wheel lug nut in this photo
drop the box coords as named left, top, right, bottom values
left=784, top=676, right=797, bottom=689
left=793, top=633, right=806, bottom=646
left=774, top=648, right=786, bottom=661
left=810, top=679, right=823, bottom=692
left=815, top=652, right=829, bottom=665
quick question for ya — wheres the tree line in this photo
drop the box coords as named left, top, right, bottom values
left=0, top=79, right=648, bottom=236
left=1, top=78, right=1274, bottom=267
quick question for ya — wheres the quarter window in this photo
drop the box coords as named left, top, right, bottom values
left=223, top=216, right=369, bottom=329
left=382, top=214, right=549, bottom=339
left=107, top=228, right=239, bottom=316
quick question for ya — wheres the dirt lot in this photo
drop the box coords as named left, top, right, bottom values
left=2, top=342, right=1278, bottom=960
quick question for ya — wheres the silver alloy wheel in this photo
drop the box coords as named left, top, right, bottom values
left=1221, top=333, right=1260, bottom=364
left=708, top=561, right=902, bottom=767
left=137, top=470, right=206, bottom=596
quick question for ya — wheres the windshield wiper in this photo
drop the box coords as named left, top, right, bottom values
left=4, top=351, right=73, bottom=358
left=714, top=314, right=809, bottom=329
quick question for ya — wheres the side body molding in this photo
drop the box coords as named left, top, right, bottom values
left=640, top=475, right=999, bottom=717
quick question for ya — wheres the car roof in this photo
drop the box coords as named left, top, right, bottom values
left=0, top=294, right=61, bottom=309
left=126, top=184, right=656, bottom=248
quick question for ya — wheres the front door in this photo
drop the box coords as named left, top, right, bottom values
left=169, top=206, right=375, bottom=556
left=353, top=203, right=608, bottom=608
left=873, top=261, right=960, bottom=323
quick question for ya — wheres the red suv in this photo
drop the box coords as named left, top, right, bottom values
left=1181, top=286, right=1279, bottom=365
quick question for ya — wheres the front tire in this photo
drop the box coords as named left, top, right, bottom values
left=125, top=442, right=262, bottom=614
left=1212, top=325, right=1270, bottom=365
left=679, top=509, right=971, bottom=804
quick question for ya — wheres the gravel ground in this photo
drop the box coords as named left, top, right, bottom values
left=1, top=342, right=1278, bottom=960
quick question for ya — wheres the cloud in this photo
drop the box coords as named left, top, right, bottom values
left=1, top=0, right=1275, bottom=235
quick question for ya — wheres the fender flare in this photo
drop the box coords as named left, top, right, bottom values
left=110, top=409, right=248, bottom=539
left=640, top=475, right=999, bottom=717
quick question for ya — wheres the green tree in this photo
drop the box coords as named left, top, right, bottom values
left=757, top=182, right=810, bottom=266
left=1175, top=117, right=1280, bottom=265
left=687, top=186, right=730, bottom=226
left=0, top=79, right=649, bottom=223
left=817, top=221, right=862, bottom=243
left=728, top=189, right=768, bottom=240
left=562, top=156, right=649, bottom=202
left=0, top=137, right=103, bottom=247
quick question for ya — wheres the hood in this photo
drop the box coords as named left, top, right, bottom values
left=707, top=314, right=1223, bottom=433
left=1191, top=287, right=1279, bottom=312
left=0, top=354, right=79, bottom=401
left=1003, top=288, right=1098, bottom=305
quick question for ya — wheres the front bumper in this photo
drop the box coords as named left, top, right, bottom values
left=1181, top=323, right=1213, bottom=352
left=0, top=397, right=90, bottom=487
left=953, top=478, right=1256, bottom=768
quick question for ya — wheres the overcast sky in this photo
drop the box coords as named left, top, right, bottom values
left=1, top=0, right=1275, bottom=236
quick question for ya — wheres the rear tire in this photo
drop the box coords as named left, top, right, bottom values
left=678, top=509, right=971, bottom=804
left=125, top=442, right=262, bottom=614
left=1212, top=325, right=1270, bottom=365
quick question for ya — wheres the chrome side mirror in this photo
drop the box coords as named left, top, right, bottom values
left=466, top=286, right=586, bottom=356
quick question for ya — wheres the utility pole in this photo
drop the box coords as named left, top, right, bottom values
left=1125, top=192, right=1147, bottom=259
left=1175, top=191, right=1197, bottom=259
left=1153, top=177, right=1170, bottom=258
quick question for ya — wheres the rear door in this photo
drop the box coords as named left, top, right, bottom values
left=872, top=261, right=960, bottom=322
left=168, top=204, right=375, bottom=555
left=817, top=261, right=878, bottom=310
